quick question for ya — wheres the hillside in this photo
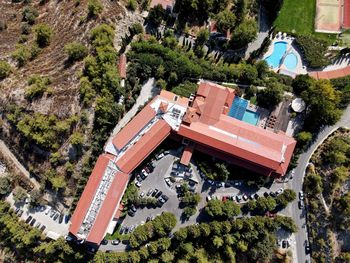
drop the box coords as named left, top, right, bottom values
left=0, top=0, right=143, bottom=209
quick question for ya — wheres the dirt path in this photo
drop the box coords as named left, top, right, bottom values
left=0, top=139, right=40, bottom=189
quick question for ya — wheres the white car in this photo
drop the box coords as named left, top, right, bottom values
left=45, top=207, right=51, bottom=215
left=135, top=181, right=142, bottom=188
left=156, top=153, right=165, bottom=160
left=206, top=195, right=212, bottom=201
left=276, top=188, right=284, bottom=195
left=141, top=169, right=148, bottom=178
left=140, top=192, right=145, bottom=198
left=299, top=191, right=304, bottom=200
left=165, top=178, right=172, bottom=187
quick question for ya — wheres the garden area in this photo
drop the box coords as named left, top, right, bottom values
left=304, top=128, right=350, bottom=262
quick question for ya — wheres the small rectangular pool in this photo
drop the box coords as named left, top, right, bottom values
left=228, top=97, right=249, bottom=120
left=242, top=110, right=260, bottom=126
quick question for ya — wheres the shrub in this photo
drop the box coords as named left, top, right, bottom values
left=90, top=24, right=115, bottom=47
left=21, top=22, right=31, bottom=35
left=127, top=0, right=137, bottom=11
left=294, top=35, right=330, bottom=68
left=34, top=23, right=53, bottom=47
left=22, top=6, right=38, bottom=25
left=87, top=0, right=103, bottom=17
left=25, top=75, right=51, bottom=100
left=130, top=23, right=143, bottom=35
left=64, top=42, right=88, bottom=61
left=0, top=61, right=11, bottom=79
left=11, top=44, right=31, bottom=67
left=13, top=186, right=27, bottom=203
left=0, top=176, right=12, bottom=196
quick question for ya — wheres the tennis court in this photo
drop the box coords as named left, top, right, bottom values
left=315, top=0, right=342, bottom=33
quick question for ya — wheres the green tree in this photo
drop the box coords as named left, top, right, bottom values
left=127, top=0, right=137, bottom=11
left=205, top=199, right=223, bottom=217
left=90, top=24, right=115, bottom=48
left=13, top=186, right=27, bottom=203
left=296, top=131, right=312, bottom=147
left=148, top=4, right=165, bottom=26
left=22, top=6, right=39, bottom=25
left=292, top=74, right=315, bottom=95
left=195, top=28, right=209, bottom=47
left=222, top=201, right=241, bottom=218
left=182, top=206, right=196, bottom=219
left=87, top=0, right=103, bottom=17
left=70, top=132, right=84, bottom=146
left=213, top=236, right=224, bottom=248
left=29, top=189, right=43, bottom=207
left=130, top=23, right=143, bottom=35
left=34, top=23, right=53, bottom=47
left=0, top=60, right=11, bottom=79
left=229, top=19, right=257, bottom=49
left=215, top=10, right=236, bottom=32
left=255, top=196, right=276, bottom=214
left=0, top=176, right=12, bottom=196
left=11, top=44, right=31, bottom=67
left=257, top=82, right=283, bottom=108
left=64, top=42, right=88, bottom=61
left=50, top=175, right=67, bottom=192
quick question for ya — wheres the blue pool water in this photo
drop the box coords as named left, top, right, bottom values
left=284, top=53, right=298, bottom=70
left=228, top=97, right=248, bottom=120
left=228, top=97, right=260, bottom=126
left=242, top=110, right=260, bottom=126
left=265, top=41, right=288, bottom=69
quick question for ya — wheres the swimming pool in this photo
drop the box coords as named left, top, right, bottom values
left=242, top=110, right=260, bottom=126
left=265, top=41, right=287, bottom=69
left=284, top=53, right=298, bottom=70
left=228, top=97, right=248, bottom=120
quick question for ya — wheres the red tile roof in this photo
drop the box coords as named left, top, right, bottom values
left=116, top=120, right=172, bottom=174
left=345, top=0, right=350, bottom=28
left=309, top=66, right=350, bottom=80
left=150, top=0, right=175, bottom=9
left=69, top=154, right=114, bottom=237
left=180, top=144, right=194, bottom=166
left=87, top=171, right=128, bottom=244
left=112, top=105, right=156, bottom=150
left=118, top=54, right=127, bottom=79
left=160, top=90, right=189, bottom=107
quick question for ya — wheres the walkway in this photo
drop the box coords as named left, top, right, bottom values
left=285, top=104, right=350, bottom=263
left=0, top=139, right=40, bottom=189
left=105, top=78, right=157, bottom=147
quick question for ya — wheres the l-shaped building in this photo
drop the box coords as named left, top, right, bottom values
left=69, top=81, right=296, bottom=245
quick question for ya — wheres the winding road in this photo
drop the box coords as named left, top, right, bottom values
left=285, top=105, right=350, bottom=263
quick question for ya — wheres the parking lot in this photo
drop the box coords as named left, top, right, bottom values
left=99, top=148, right=291, bottom=251
left=6, top=193, right=69, bottom=237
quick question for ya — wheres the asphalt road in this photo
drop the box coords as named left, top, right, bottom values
left=285, top=105, right=350, bottom=263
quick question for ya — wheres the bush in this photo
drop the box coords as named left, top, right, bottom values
left=87, top=0, right=103, bottom=17
left=13, top=186, right=27, bottom=203
left=11, top=44, right=31, bottom=67
left=0, top=176, right=12, bottom=196
left=22, top=6, right=38, bottom=25
left=25, top=75, right=51, bottom=100
left=127, top=0, right=137, bottom=11
left=64, top=42, right=88, bottom=61
left=21, top=22, right=31, bottom=35
left=294, top=35, right=330, bottom=68
left=34, top=23, right=53, bottom=47
left=0, top=61, right=11, bottom=79
left=130, top=23, right=143, bottom=35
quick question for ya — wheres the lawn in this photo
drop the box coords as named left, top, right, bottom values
left=274, top=0, right=337, bottom=44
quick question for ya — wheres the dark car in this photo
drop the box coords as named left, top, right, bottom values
left=17, top=210, right=24, bottom=217
left=136, top=174, right=142, bottom=182
left=101, top=239, right=108, bottom=245
left=298, top=201, right=304, bottom=209
left=130, top=205, right=137, bottom=213
left=30, top=218, right=36, bottom=226
left=224, top=182, right=232, bottom=187
left=161, top=194, right=169, bottom=202
left=53, top=213, right=59, bottom=221
left=119, top=226, right=125, bottom=234
left=269, top=191, right=277, bottom=197
left=128, top=210, right=135, bottom=217
left=305, top=244, right=311, bottom=254
left=40, top=225, right=46, bottom=232
left=15, top=207, right=20, bottom=214
left=64, top=214, right=71, bottom=224
left=263, top=192, right=269, bottom=198
left=151, top=189, right=159, bottom=197
left=25, top=216, right=32, bottom=224
left=282, top=240, right=289, bottom=248
left=59, top=214, right=64, bottom=224
left=155, top=190, right=163, bottom=198
left=254, top=193, right=259, bottom=200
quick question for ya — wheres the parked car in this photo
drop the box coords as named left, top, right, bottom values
left=45, top=207, right=51, bottom=215
left=242, top=194, right=248, bottom=201
left=163, top=150, right=170, bottom=155
left=206, top=195, right=212, bottom=201
left=25, top=216, right=32, bottom=223
left=305, top=243, right=311, bottom=254
left=30, top=218, right=36, bottom=226
left=53, top=213, right=59, bottom=221
left=59, top=214, right=64, bottom=223
left=147, top=189, right=153, bottom=196
left=282, top=240, right=289, bottom=248
left=152, top=189, right=159, bottom=197
left=40, top=225, right=46, bottom=232
left=35, top=222, right=41, bottom=228
left=224, top=182, right=232, bottom=187
left=141, top=169, right=148, bottom=178
left=146, top=216, right=152, bottom=222
left=236, top=195, right=242, bottom=202
left=299, top=191, right=304, bottom=200
left=263, top=192, right=269, bottom=198
left=155, top=153, right=165, bottom=160
left=135, top=181, right=142, bottom=188
left=101, top=239, right=108, bottom=245
left=165, top=178, right=172, bottom=187
left=111, top=239, right=120, bottom=245
left=207, top=179, right=215, bottom=186
left=17, top=210, right=23, bottom=217
left=140, top=192, right=145, bottom=198
left=64, top=214, right=71, bottom=224
left=254, top=193, right=259, bottom=200
left=128, top=210, right=135, bottom=217
left=270, top=191, right=277, bottom=197
left=50, top=210, right=56, bottom=217
left=216, top=182, right=224, bottom=188
left=155, top=191, right=163, bottom=198
left=15, top=207, right=20, bottom=214
left=136, top=174, right=142, bottom=182
left=119, top=226, right=125, bottom=234
left=130, top=205, right=137, bottom=213
left=298, top=201, right=304, bottom=209
left=161, top=194, right=169, bottom=203
left=276, top=188, right=284, bottom=195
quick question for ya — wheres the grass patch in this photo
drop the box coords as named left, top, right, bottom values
left=250, top=96, right=257, bottom=105
left=274, top=0, right=337, bottom=44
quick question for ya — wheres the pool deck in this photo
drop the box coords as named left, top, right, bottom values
left=263, top=36, right=307, bottom=77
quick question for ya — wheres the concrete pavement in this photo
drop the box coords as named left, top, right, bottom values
left=285, top=105, right=350, bottom=263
